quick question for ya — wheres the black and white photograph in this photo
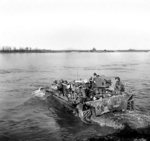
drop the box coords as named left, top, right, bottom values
left=0, top=0, right=150, bottom=141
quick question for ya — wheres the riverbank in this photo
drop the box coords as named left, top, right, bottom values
left=0, top=49, right=150, bottom=53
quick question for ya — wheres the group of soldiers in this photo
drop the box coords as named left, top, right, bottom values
left=52, top=73, right=125, bottom=104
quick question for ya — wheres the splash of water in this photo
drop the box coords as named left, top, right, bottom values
left=91, top=115, right=124, bottom=129
left=31, top=87, right=46, bottom=100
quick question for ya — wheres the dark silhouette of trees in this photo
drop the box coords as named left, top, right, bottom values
left=91, top=47, right=96, bottom=52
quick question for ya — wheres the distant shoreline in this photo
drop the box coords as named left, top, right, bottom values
left=0, top=49, right=150, bottom=53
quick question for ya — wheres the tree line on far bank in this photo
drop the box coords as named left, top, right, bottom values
left=0, top=46, right=149, bottom=53
left=0, top=46, right=98, bottom=53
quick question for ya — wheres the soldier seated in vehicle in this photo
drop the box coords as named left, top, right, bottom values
left=114, top=77, right=125, bottom=95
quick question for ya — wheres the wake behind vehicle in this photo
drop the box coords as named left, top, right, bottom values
left=33, top=75, right=134, bottom=123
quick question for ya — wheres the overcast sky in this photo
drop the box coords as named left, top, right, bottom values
left=0, top=0, right=150, bottom=50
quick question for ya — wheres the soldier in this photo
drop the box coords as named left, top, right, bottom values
left=114, top=77, right=125, bottom=94
left=93, top=73, right=99, bottom=81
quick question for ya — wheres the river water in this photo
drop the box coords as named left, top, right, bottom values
left=0, top=52, right=150, bottom=141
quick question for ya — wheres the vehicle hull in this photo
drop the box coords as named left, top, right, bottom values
left=46, top=89, right=134, bottom=122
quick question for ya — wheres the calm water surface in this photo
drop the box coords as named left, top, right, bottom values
left=0, top=52, right=150, bottom=141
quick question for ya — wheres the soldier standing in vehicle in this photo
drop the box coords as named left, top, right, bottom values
left=93, top=73, right=98, bottom=81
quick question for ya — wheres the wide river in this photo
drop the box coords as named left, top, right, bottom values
left=0, top=52, right=150, bottom=141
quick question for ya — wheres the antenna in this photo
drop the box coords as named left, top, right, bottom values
left=76, top=67, right=78, bottom=80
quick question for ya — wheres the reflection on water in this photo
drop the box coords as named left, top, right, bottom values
left=0, top=53, right=150, bottom=140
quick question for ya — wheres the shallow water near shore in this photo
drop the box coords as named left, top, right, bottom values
left=0, top=52, right=150, bottom=141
